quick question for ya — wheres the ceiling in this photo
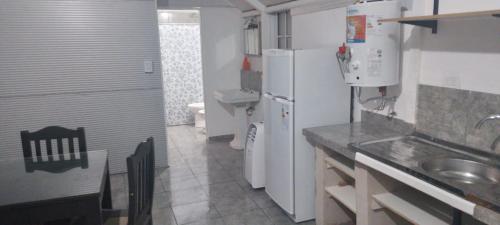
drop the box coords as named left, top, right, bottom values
left=157, top=0, right=298, bottom=12
left=226, top=0, right=256, bottom=12
left=157, top=0, right=234, bottom=9
left=260, top=0, right=296, bottom=7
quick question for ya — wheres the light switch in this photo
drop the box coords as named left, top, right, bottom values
left=144, top=60, right=153, bottom=73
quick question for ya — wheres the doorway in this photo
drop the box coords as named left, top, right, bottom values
left=158, top=10, right=205, bottom=129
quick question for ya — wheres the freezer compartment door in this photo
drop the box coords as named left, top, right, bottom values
left=263, top=49, right=294, bottom=100
left=265, top=97, right=294, bottom=214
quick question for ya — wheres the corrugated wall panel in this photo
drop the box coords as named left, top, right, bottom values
left=0, top=89, right=167, bottom=173
left=0, top=0, right=162, bottom=97
left=0, top=0, right=167, bottom=173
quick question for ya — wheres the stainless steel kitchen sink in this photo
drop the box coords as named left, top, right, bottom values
left=420, top=158, right=500, bottom=185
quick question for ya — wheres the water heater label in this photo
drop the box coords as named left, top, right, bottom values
left=367, top=16, right=383, bottom=36
left=368, top=48, right=382, bottom=77
left=347, top=15, right=366, bottom=43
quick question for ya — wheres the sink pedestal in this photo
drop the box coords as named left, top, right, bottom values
left=213, top=89, right=260, bottom=150
left=230, top=105, right=249, bottom=150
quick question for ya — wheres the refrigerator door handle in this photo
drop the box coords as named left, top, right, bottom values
left=274, top=97, right=294, bottom=105
left=273, top=95, right=290, bottom=100
left=263, top=92, right=274, bottom=99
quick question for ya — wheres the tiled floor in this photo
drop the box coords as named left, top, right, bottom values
left=110, top=125, right=316, bottom=225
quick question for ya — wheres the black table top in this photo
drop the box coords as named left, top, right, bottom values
left=0, top=150, right=108, bottom=208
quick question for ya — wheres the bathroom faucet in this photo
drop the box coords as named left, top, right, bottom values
left=475, top=114, right=500, bottom=151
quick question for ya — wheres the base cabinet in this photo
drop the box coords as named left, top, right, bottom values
left=314, top=146, right=487, bottom=225
left=315, top=146, right=355, bottom=225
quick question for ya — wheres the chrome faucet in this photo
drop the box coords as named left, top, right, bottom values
left=491, top=136, right=500, bottom=152
left=475, top=113, right=500, bottom=151
left=475, top=114, right=500, bottom=129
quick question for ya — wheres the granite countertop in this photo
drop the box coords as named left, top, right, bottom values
left=303, top=120, right=500, bottom=224
left=302, top=121, right=411, bottom=160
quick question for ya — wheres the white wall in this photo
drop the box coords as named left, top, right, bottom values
left=291, top=0, right=500, bottom=123
left=419, top=0, right=500, bottom=95
left=292, top=7, right=347, bottom=49
left=0, top=0, right=167, bottom=173
left=292, top=2, right=425, bottom=123
left=201, top=7, right=244, bottom=137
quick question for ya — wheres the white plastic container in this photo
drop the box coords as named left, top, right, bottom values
left=344, top=0, right=402, bottom=87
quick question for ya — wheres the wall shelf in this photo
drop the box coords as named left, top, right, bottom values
left=325, top=185, right=357, bottom=213
left=372, top=190, right=453, bottom=225
left=325, top=157, right=355, bottom=178
left=380, top=9, right=500, bottom=34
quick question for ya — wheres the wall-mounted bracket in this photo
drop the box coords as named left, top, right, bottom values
left=399, top=20, right=438, bottom=33
left=398, top=0, right=439, bottom=34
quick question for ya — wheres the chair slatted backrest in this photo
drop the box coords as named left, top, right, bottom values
left=127, top=137, right=155, bottom=225
left=20, top=126, right=87, bottom=158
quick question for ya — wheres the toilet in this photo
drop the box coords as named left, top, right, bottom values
left=188, top=102, right=205, bottom=128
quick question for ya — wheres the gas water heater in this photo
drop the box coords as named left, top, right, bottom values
left=337, top=0, right=402, bottom=87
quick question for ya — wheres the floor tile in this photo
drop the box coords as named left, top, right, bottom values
left=155, top=177, right=167, bottom=193
left=268, top=215, right=296, bottom=225
left=195, top=171, right=234, bottom=185
left=184, top=218, right=225, bottom=225
left=190, top=163, right=225, bottom=175
left=162, top=176, right=202, bottom=191
left=246, top=189, right=277, bottom=209
left=153, top=191, right=173, bottom=209
left=170, top=186, right=208, bottom=206
left=111, top=189, right=128, bottom=210
left=222, top=209, right=273, bottom=225
left=163, top=125, right=302, bottom=225
left=172, top=201, right=220, bottom=225
left=153, top=207, right=178, bottom=225
left=261, top=206, right=289, bottom=218
left=233, top=176, right=253, bottom=191
left=159, top=167, right=195, bottom=180
left=215, top=157, right=243, bottom=169
left=211, top=196, right=258, bottom=216
left=203, top=182, right=245, bottom=199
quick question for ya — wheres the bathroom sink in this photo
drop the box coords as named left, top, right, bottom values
left=213, top=89, right=260, bottom=150
left=214, top=89, right=260, bottom=105
left=420, top=158, right=500, bottom=185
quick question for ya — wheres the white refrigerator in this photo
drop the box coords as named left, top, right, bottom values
left=263, top=49, right=350, bottom=222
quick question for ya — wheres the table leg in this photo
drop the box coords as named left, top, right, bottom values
left=82, top=198, right=104, bottom=225
left=102, top=163, right=113, bottom=209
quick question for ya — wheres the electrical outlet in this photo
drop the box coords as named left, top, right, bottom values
left=144, top=60, right=153, bottom=73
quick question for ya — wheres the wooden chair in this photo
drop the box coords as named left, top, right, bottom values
left=103, top=137, right=155, bottom=225
left=21, top=126, right=87, bottom=158
left=20, top=126, right=86, bottom=225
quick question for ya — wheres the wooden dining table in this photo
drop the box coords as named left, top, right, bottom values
left=0, top=150, right=112, bottom=225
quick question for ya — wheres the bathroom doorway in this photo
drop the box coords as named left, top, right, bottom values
left=158, top=10, right=205, bottom=131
